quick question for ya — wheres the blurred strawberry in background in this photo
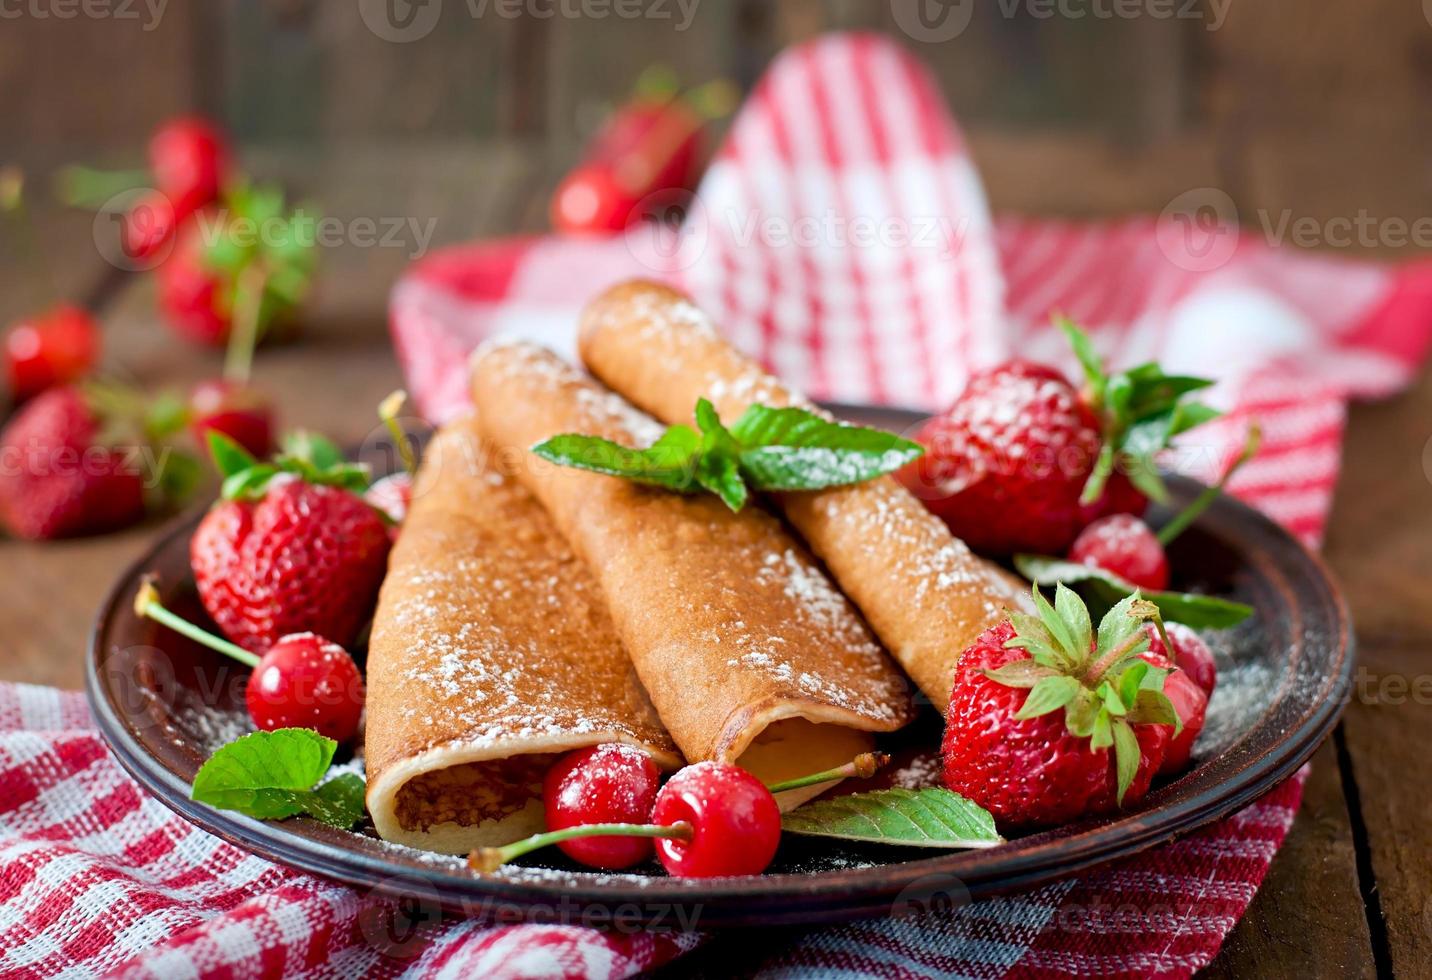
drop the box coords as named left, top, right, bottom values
left=3, top=304, right=100, bottom=403
left=551, top=66, right=736, bottom=235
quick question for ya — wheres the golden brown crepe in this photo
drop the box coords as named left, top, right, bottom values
left=470, top=340, right=915, bottom=807
left=577, top=280, right=1032, bottom=713
left=365, top=416, right=681, bottom=853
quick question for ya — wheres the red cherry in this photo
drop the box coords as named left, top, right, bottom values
left=542, top=744, right=662, bottom=870
left=149, top=116, right=229, bottom=215
left=4, top=305, right=100, bottom=402
left=121, top=189, right=182, bottom=263
left=365, top=473, right=413, bottom=526
left=1142, top=649, right=1207, bottom=774
left=190, top=378, right=274, bottom=459
left=1146, top=621, right=1217, bottom=697
left=245, top=632, right=365, bottom=742
left=157, top=213, right=229, bottom=346
left=1068, top=513, right=1169, bottom=591
left=650, top=762, right=781, bottom=878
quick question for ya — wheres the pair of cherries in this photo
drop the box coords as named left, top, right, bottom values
left=477, top=746, right=883, bottom=879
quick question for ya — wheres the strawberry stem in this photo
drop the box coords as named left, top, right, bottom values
left=223, top=263, right=269, bottom=385
left=378, top=390, right=417, bottom=477
left=469, top=820, right=693, bottom=873
left=764, top=752, right=891, bottom=794
left=1157, top=421, right=1261, bottom=546
left=1082, top=622, right=1152, bottom=688
left=133, top=577, right=260, bottom=669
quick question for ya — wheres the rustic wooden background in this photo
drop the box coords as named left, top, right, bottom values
left=3, top=2, right=1431, bottom=977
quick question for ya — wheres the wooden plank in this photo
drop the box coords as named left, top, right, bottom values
left=1203, top=740, right=1375, bottom=978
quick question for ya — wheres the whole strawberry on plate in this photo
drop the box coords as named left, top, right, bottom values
left=192, top=430, right=390, bottom=654
left=899, top=320, right=1220, bottom=554
left=941, top=585, right=1182, bottom=829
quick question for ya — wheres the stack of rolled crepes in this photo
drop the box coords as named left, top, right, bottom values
left=577, top=280, right=1031, bottom=713
left=470, top=340, right=916, bottom=809
left=365, top=417, right=681, bottom=854
left=367, top=282, right=1032, bottom=854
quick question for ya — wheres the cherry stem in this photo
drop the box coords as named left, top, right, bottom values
left=765, top=752, right=891, bottom=795
left=1157, top=421, right=1262, bottom=547
left=378, top=390, right=417, bottom=477
left=223, top=263, right=269, bottom=385
left=469, top=820, right=693, bottom=873
left=133, top=577, right=260, bottom=669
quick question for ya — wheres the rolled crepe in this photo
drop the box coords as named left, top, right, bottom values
left=365, top=416, right=681, bottom=854
left=470, top=340, right=915, bottom=808
left=578, top=280, right=1032, bottom=713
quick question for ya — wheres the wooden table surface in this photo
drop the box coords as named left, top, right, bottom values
left=2, top=188, right=1428, bottom=979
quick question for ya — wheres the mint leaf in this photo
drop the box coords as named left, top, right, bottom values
left=693, top=398, right=748, bottom=510
left=1014, top=555, right=1253, bottom=629
left=191, top=729, right=365, bottom=829
left=781, top=787, right=1002, bottom=848
left=731, top=405, right=923, bottom=491
left=531, top=426, right=701, bottom=492
left=283, top=430, right=345, bottom=470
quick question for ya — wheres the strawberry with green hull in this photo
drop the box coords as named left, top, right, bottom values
left=941, top=586, right=1182, bottom=829
left=191, top=431, right=390, bottom=654
left=899, top=320, right=1221, bottom=555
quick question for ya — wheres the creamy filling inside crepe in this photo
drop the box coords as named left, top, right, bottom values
left=736, top=719, right=876, bottom=810
left=393, top=753, right=558, bottom=837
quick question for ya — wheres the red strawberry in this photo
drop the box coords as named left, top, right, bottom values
left=189, top=378, right=274, bottom=460
left=190, top=432, right=390, bottom=653
left=1146, top=621, right=1217, bottom=697
left=0, top=386, right=145, bottom=539
left=149, top=116, right=229, bottom=216
left=941, top=587, right=1178, bottom=828
left=899, top=321, right=1220, bottom=555
left=157, top=213, right=229, bottom=346
left=1068, top=513, right=1169, bottom=591
left=1141, top=647, right=1207, bottom=774
left=365, top=472, right=412, bottom=526
left=4, top=304, right=100, bottom=402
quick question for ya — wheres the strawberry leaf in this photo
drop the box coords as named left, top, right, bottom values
left=1013, top=555, right=1254, bottom=630
left=1055, top=582, right=1093, bottom=655
left=1111, top=718, right=1141, bottom=804
left=283, top=430, right=345, bottom=470
left=207, top=431, right=259, bottom=479
left=781, top=787, right=1002, bottom=849
left=1032, top=586, right=1083, bottom=665
left=1058, top=317, right=1107, bottom=406
left=983, top=659, right=1060, bottom=688
left=1012, top=675, right=1082, bottom=720
left=1117, top=659, right=1149, bottom=708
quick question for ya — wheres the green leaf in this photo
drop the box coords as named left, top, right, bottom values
left=1111, top=719, right=1141, bottom=804
left=1096, top=591, right=1146, bottom=660
left=191, top=729, right=363, bottom=828
left=306, top=773, right=368, bottom=829
left=693, top=399, right=748, bottom=511
left=1130, top=688, right=1182, bottom=734
left=1013, top=674, right=1082, bottom=720
left=1013, top=555, right=1254, bottom=630
left=781, top=787, right=1002, bottom=848
left=1032, top=587, right=1083, bottom=666
left=1118, top=659, right=1149, bottom=708
left=1065, top=690, right=1100, bottom=737
left=207, top=430, right=259, bottom=478
left=283, top=430, right=345, bottom=470
left=1054, top=583, right=1093, bottom=656
left=982, top=659, right=1060, bottom=689
left=1091, top=709, right=1114, bottom=750
left=1005, top=612, right=1069, bottom=669
left=1169, top=401, right=1223, bottom=437
left=221, top=464, right=280, bottom=501
left=155, top=449, right=203, bottom=507
left=531, top=427, right=702, bottom=492
left=731, top=405, right=923, bottom=491
left=1058, top=317, right=1107, bottom=405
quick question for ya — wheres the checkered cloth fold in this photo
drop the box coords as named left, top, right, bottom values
left=5, top=31, right=1431, bottom=980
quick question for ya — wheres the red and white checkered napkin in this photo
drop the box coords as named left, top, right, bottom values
left=6, top=32, right=1431, bottom=980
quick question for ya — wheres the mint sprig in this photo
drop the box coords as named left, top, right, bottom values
left=207, top=430, right=371, bottom=502
left=1058, top=318, right=1221, bottom=506
left=191, top=728, right=365, bottom=829
left=531, top=399, right=923, bottom=511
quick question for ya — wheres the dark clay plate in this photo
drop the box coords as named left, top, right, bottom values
left=86, top=405, right=1353, bottom=929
